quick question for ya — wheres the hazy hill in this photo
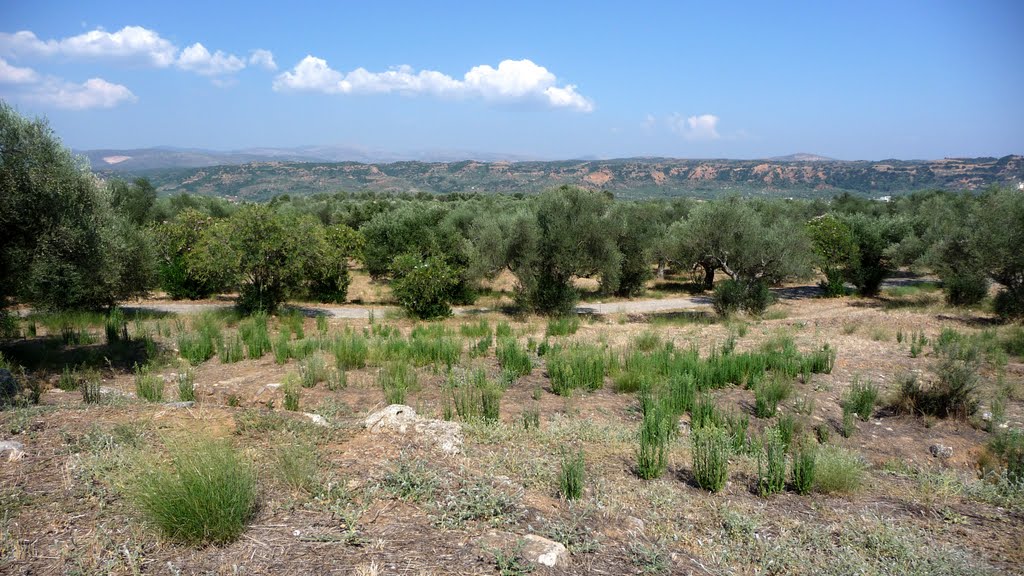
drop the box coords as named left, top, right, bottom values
left=92, top=154, right=1024, bottom=201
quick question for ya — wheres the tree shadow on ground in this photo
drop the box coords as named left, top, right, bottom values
left=0, top=337, right=154, bottom=374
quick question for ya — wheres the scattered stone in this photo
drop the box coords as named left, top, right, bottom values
left=365, top=404, right=463, bottom=455
left=982, top=411, right=993, bottom=422
left=521, top=534, right=570, bottom=568
left=303, top=413, right=329, bottom=427
left=163, top=401, right=195, bottom=409
left=0, top=369, right=19, bottom=406
left=0, top=440, right=26, bottom=462
left=100, top=386, right=133, bottom=399
left=929, top=444, right=953, bottom=459
left=625, top=516, right=645, bottom=533
left=264, top=382, right=282, bottom=389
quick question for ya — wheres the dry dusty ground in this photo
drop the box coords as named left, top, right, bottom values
left=1, top=277, right=1023, bottom=575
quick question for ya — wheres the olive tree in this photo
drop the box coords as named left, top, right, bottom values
left=806, top=214, right=858, bottom=297
left=972, top=188, right=1024, bottom=318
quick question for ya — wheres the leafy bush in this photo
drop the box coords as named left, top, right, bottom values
left=133, top=439, right=257, bottom=545
left=333, top=330, right=368, bottom=369
left=691, top=393, right=724, bottom=430
left=692, top=426, right=730, bottom=492
left=891, top=346, right=980, bottom=420
left=942, top=269, right=989, bottom=306
left=985, top=430, right=1024, bottom=485
left=713, top=280, right=745, bottom=317
left=178, top=330, right=216, bottom=365
left=559, top=450, right=585, bottom=500
left=391, top=255, right=459, bottom=320
left=814, top=445, right=865, bottom=494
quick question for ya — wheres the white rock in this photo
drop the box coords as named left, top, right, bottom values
left=521, top=534, right=570, bottom=568
left=304, top=413, right=329, bottom=427
left=0, top=440, right=26, bottom=462
left=365, top=404, right=463, bottom=455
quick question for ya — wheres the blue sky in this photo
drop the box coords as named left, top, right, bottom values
left=1, top=0, right=1021, bottom=160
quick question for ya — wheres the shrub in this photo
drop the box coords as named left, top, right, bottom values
left=382, top=456, right=439, bottom=502
left=333, top=330, right=368, bottom=369
left=81, top=370, right=101, bottom=404
left=791, top=441, right=817, bottom=495
left=713, top=280, right=745, bottom=317
left=132, top=439, right=257, bottom=545
left=134, top=364, right=164, bottom=402
left=753, top=375, right=793, bottom=418
left=57, top=366, right=79, bottom=391
left=178, top=330, right=216, bottom=365
left=521, top=408, right=540, bottom=430
left=274, top=439, right=319, bottom=493
left=985, top=429, right=1024, bottom=485
left=841, top=405, right=857, bottom=438
left=408, top=324, right=461, bottom=368
left=891, top=350, right=979, bottom=420
left=559, top=450, right=585, bottom=500
left=665, top=373, right=696, bottom=416
left=496, top=338, right=532, bottom=377
left=282, top=376, right=300, bottom=411
left=547, top=345, right=606, bottom=395
left=391, top=255, right=459, bottom=320
left=239, top=313, right=272, bottom=358
left=692, top=426, right=730, bottom=493
left=546, top=316, right=580, bottom=337
left=843, top=378, right=878, bottom=421
left=460, top=319, right=491, bottom=338
left=380, top=362, right=417, bottom=404
left=758, top=428, right=786, bottom=498
left=636, top=394, right=672, bottom=480
left=690, top=393, right=724, bottom=430
left=813, top=445, right=865, bottom=494
left=725, top=411, right=750, bottom=454
left=273, top=330, right=291, bottom=364
left=219, top=334, right=245, bottom=364
left=105, top=307, right=129, bottom=344
left=942, top=269, right=989, bottom=306
left=298, top=355, right=329, bottom=388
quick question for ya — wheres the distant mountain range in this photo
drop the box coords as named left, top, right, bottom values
left=81, top=147, right=1024, bottom=201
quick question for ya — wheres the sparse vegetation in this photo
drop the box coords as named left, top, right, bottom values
left=692, top=426, right=730, bottom=492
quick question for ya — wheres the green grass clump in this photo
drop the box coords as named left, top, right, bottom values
left=273, top=438, right=319, bottom=493
left=460, top=319, right=491, bottom=338
left=134, top=364, right=164, bottom=402
left=133, top=439, right=257, bottom=545
left=546, top=315, right=580, bottom=337
left=177, top=330, right=216, bottom=365
left=635, top=393, right=673, bottom=480
left=280, top=311, right=305, bottom=339
left=633, top=330, right=662, bottom=352
left=757, top=427, right=786, bottom=497
left=219, top=334, right=245, bottom=364
left=333, top=330, right=369, bottom=369
left=447, top=369, right=502, bottom=423
left=282, top=376, right=301, bottom=411
left=273, top=330, right=292, bottom=364
left=753, top=375, right=794, bottom=418
left=298, top=355, right=329, bottom=388
left=559, top=450, right=585, bottom=500
left=380, top=362, right=417, bottom=405
left=104, top=307, right=129, bottom=344
left=692, top=426, right=730, bottom=493
left=239, top=313, right=272, bottom=359
left=57, top=366, right=79, bottom=391
left=547, top=345, right=606, bottom=396
left=81, top=369, right=102, bottom=404
left=177, top=368, right=195, bottom=402
left=724, top=411, right=749, bottom=454
left=382, top=456, right=440, bottom=502
left=791, top=441, right=817, bottom=495
left=690, top=393, right=724, bottom=430
left=814, top=445, right=865, bottom=494
left=409, top=324, right=462, bottom=368
left=665, top=372, right=696, bottom=415
left=843, top=378, right=879, bottom=421
left=495, top=321, right=513, bottom=338
left=496, top=337, right=532, bottom=378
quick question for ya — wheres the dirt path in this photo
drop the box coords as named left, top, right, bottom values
left=123, top=294, right=716, bottom=319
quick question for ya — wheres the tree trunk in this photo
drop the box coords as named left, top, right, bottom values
left=656, top=259, right=666, bottom=280
left=702, top=265, right=715, bottom=290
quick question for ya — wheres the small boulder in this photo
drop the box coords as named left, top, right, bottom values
left=163, top=401, right=195, bottom=409
left=303, top=413, right=329, bottom=427
left=365, top=404, right=463, bottom=455
left=521, top=534, right=570, bottom=568
left=0, top=440, right=26, bottom=462
left=929, top=444, right=953, bottom=459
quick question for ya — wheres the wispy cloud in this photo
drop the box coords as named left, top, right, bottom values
left=176, top=42, right=246, bottom=76
left=0, top=56, right=39, bottom=83
left=669, top=113, right=721, bottom=140
left=274, top=56, right=594, bottom=112
left=248, top=49, right=277, bottom=71
left=34, top=77, right=137, bottom=110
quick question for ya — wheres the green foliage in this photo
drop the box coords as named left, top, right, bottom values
left=298, top=355, right=329, bottom=388
left=219, top=333, right=245, bottom=364
left=691, top=393, right=724, bottom=430
left=177, top=368, right=195, bottom=402
left=636, top=393, right=673, bottom=480
left=333, top=329, right=368, bottom=369
left=273, top=438, right=319, bottom=494
left=496, top=337, right=532, bottom=378
left=558, top=450, right=585, bottom=500
left=380, top=362, right=417, bottom=404
left=134, top=364, right=164, bottom=402
left=154, top=209, right=231, bottom=300
left=305, top=224, right=359, bottom=303
left=754, top=375, right=794, bottom=418
left=713, top=279, right=775, bottom=317
left=1, top=103, right=154, bottom=311
left=807, top=214, right=858, bottom=297
left=408, top=324, right=462, bottom=368
left=81, top=369, right=101, bottom=404
left=460, top=319, right=491, bottom=338
left=814, top=445, right=866, bottom=494
left=758, top=428, right=786, bottom=497
left=282, top=375, right=300, bottom=411
left=546, top=316, right=580, bottom=337
left=843, top=378, right=879, bottom=421
left=239, top=313, right=272, bottom=359
left=985, top=429, right=1024, bottom=485
left=132, top=438, right=257, bottom=545
left=178, top=330, right=216, bottom=366
left=547, top=344, right=606, bottom=395
left=972, top=188, right=1024, bottom=319
left=273, top=330, right=292, bottom=364
left=382, top=455, right=439, bottom=502
left=391, top=254, right=460, bottom=319
left=843, top=214, right=896, bottom=296
left=791, top=441, right=817, bottom=495
left=692, top=426, right=730, bottom=493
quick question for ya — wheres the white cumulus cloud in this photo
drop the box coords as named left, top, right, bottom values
left=274, top=56, right=593, bottom=111
left=249, top=49, right=277, bottom=71
left=176, top=42, right=246, bottom=76
left=669, top=113, right=721, bottom=140
left=0, top=26, right=178, bottom=67
left=0, top=57, right=38, bottom=83
left=34, top=77, right=137, bottom=110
